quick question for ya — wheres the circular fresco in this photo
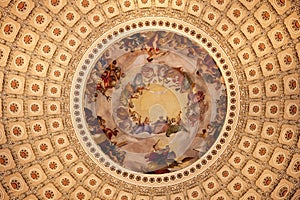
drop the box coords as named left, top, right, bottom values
left=83, top=30, right=227, bottom=174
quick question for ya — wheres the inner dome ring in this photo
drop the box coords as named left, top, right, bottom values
left=70, top=17, right=240, bottom=186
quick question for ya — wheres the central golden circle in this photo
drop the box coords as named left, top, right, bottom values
left=131, top=84, right=181, bottom=122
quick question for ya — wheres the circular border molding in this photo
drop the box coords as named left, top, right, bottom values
left=70, top=17, right=240, bottom=186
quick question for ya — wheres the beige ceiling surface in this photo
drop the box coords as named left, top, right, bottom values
left=0, top=0, right=299, bottom=199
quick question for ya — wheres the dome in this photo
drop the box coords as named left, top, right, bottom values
left=0, top=0, right=299, bottom=199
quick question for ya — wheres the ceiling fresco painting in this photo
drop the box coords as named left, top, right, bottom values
left=0, top=0, right=299, bottom=200
left=84, top=30, right=227, bottom=174
left=72, top=17, right=239, bottom=187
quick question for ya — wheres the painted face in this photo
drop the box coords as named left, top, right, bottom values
left=141, top=66, right=154, bottom=79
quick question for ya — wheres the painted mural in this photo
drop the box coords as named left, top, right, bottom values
left=84, top=31, right=227, bottom=174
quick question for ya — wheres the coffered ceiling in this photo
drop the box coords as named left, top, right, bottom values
left=0, top=0, right=299, bottom=199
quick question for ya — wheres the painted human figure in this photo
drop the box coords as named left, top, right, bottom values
left=131, top=114, right=152, bottom=134
left=166, top=111, right=183, bottom=137
left=97, top=116, right=118, bottom=140
left=145, top=145, right=176, bottom=173
left=96, top=60, right=124, bottom=101
left=163, top=67, right=195, bottom=93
